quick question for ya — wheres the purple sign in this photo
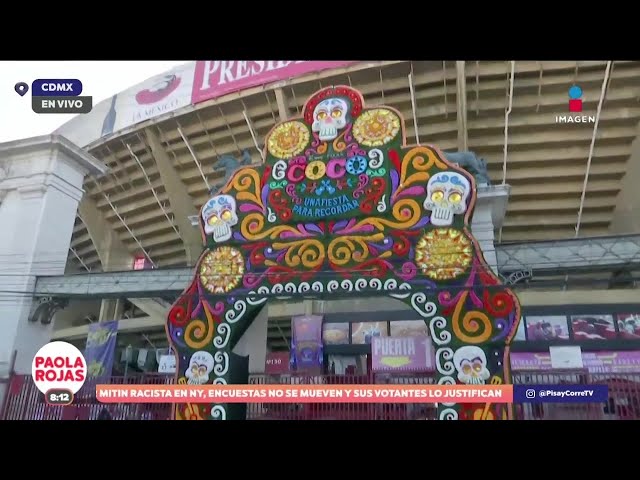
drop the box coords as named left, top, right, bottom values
left=84, top=320, right=119, bottom=379
left=372, top=336, right=433, bottom=372
left=291, top=315, right=323, bottom=373
left=511, top=351, right=640, bottom=373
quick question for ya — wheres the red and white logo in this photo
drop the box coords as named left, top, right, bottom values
left=32, top=341, right=87, bottom=396
left=135, top=74, right=181, bottom=105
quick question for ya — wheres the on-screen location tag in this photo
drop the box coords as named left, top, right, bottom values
left=31, top=78, right=83, bottom=97
left=32, top=96, right=93, bottom=114
left=14, top=82, right=29, bottom=97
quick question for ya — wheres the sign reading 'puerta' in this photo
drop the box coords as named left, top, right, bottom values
left=372, top=336, right=433, bottom=372
left=167, top=84, right=522, bottom=422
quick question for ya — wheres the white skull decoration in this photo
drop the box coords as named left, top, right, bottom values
left=424, top=172, right=471, bottom=226
left=453, top=346, right=491, bottom=385
left=185, top=351, right=215, bottom=385
left=202, top=194, right=238, bottom=243
left=312, top=97, right=349, bottom=141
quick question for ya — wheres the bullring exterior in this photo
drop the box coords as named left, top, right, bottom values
left=1, top=60, right=640, bottom=421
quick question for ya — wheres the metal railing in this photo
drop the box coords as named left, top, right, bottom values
left=3, top=370, right=639, bottom=420
left=1, top=373, right=174, bottom=420
left=246, top=374, right=438, bottom=420
left=512, top=369, right=640, bottom=420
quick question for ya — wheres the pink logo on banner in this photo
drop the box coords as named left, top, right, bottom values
left=371, top=336, right=434, bottom=373
left=135, top=74, right=182, bottom=105
left=191, top=61, right=360, bottom=104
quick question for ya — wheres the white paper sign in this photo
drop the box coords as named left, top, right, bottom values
left=549, top=346, right=584, bottom=369
left=158, top=354, right=177, bottom=374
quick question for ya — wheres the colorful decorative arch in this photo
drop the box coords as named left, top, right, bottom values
left=166, top=86, right=522, bottom=421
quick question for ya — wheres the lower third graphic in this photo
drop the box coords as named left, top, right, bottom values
left=514, top=384, right=608, bottom=403
left=32, top=96, right=93, bottom=114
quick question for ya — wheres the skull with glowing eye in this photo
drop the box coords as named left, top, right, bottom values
left=453, top=346, right=491, bottom=385
left=312, top=97, right=349, bottom=141
left=424, top=172, right=471, bottom=226
left=202, top=194, right=238, bottom=243
left=185, top=351, right=214, bottom=385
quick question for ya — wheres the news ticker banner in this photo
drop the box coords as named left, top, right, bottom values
left=54, top=61, right=361, bottom=148
left=94, top=384, right=611, bottom=405
left=30, top=340, right=610, bottom=407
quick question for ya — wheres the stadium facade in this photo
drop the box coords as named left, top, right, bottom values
left=1, top=61, right=640, bottom=417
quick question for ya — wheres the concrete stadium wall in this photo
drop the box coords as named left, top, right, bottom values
left=53, top=299, right=102, bottom=330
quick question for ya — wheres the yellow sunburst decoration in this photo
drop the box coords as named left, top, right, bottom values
left=267, top=121, right=310, bottom=159
left=353, top=109, right=401, bottom=147
left=415, top=228, right=473, bottom=280
left=199, top=247, right=245, bottom=294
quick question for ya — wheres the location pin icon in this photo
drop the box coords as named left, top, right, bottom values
left=15, top=82, right=29, bottom=97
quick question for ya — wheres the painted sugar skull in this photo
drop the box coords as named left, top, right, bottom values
left=311, top=97, right=349, bottom=141
left=424, top=172, right=471, bottom=226
left=202, top=194, right=238, bottom=243
left=185, top=351, right=215, bottom=385
left=453, top=346, right=491, bottom=385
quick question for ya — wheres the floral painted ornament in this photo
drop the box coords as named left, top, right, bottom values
left=414, top=228, right=472, bottom=280
left=353, top=109, right=401, bottom=147
left=267, top=121, right=310, bottom=159
left=168, top=85, right=523, bottom=422
left=199, top=247, right=245, bottom=294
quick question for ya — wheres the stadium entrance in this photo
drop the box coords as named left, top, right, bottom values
left=166, top=85, right=522, bottom=421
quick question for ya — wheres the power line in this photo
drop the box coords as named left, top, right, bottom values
left=0, top=273, right=637, bottom=302
left=0, top=247, right=637, bottom=268
left=0, top=257, right=636, bottom=294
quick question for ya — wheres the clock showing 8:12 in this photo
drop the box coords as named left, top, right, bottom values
left=45, top=388, right=74, bottom=406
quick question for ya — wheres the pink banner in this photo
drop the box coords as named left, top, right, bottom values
left=372, top=336, right=433, bottom=373
left=511, top=351, right=640, bottom=373
left=191, top=61, right=360, bottom=104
